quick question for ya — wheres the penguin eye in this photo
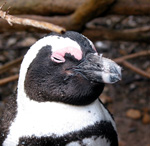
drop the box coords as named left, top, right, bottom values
left=51, top=53, right=65, bottom=63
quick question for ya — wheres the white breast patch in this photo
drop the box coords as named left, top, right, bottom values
left=66, top=136, right=110, bottom=146
left=3, top=97, right=116, bottom=146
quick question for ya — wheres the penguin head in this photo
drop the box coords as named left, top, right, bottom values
left=18, top=31, right=121, bottom=105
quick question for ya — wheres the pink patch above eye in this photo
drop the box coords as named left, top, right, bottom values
left=51, top=47, right=82, bottom=63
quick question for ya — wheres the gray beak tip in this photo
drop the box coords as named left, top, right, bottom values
left=101, top=57, right=122, bottom=84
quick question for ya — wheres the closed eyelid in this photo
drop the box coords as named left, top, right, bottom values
left=51, top=53, right=65, bottom=63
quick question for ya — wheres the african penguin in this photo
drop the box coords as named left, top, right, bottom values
left=0, top=31, right=121, bottom=146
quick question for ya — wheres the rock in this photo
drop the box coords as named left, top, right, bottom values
left=126, top=109, right=142, bottom=120
left=99, top=95, right=113, bottom=104
left=119, top=49, right=127, bottom=55
left=95, top=41, right=110, bottom=52
left=142, top=113, right=150, bottom=124
left=19, top=37, right=37, bottom=47
left=129, top=83, right=136, bottom=91
left=119, top=140, right=126, bottom=146
left=7, top=38, right=17, bottom=46
left=0, top=55, right=6, bottom=63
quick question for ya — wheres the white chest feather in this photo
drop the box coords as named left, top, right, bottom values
left=3, top=97, right=115, bottom=146
left=66, top=136, right=110, bottom=146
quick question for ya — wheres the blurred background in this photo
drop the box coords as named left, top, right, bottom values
left=0, top=0, right=150, bottom=145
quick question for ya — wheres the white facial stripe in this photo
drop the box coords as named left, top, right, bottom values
left=17, top=35, right=82, bottom=102
left=81, top=34, right=97, bottom=52
left=66, top=136, right=110, bottom=146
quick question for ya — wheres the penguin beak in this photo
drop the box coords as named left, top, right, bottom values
left=73, top=53, right=122, bottom=84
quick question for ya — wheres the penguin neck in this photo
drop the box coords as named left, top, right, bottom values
left=17, top=85, right=98, bottom=111
left=16, top=86, right=100, bottom=120
left=16, top=78, right=116, bottom=132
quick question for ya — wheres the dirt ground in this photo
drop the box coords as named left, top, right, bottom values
left=0, top=16, right=150, bottom=146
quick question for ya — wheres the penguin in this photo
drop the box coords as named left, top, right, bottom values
left=0, top=31, right=121, bottom=146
